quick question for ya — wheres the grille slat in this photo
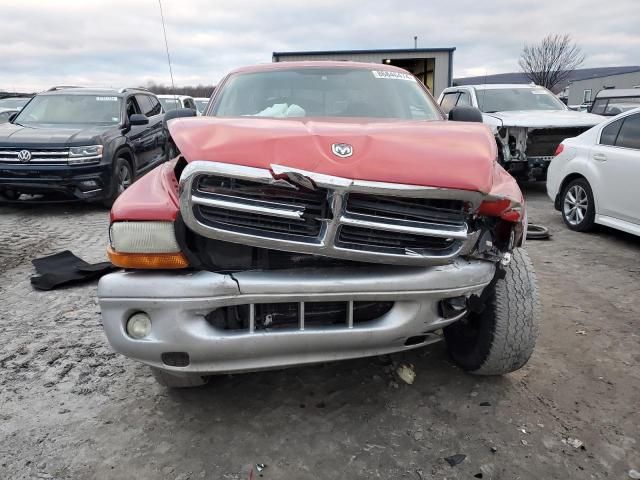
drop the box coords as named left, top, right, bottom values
left=0, top=147, right=70, bottom=165
left=338, top=225, right=457, bottom=252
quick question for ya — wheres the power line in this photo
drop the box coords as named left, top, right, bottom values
left=158, top=0, right=175, bottom=93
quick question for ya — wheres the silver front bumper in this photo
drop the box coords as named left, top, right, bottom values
left=98, top=259, right=495, bottom=374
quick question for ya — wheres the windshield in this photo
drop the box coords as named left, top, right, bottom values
left=476, top=88, right=566, bottom=113
left=14, top=94, right=122, bottom=125
left=195, top=99, right=208, bottom=113
left=0, top=97, right=30, bottom=109
left=213, top=68, right=441, bottom=120
left=591, top=96, right=640, bottom=116
left=159, top=98, right=180, bottom=111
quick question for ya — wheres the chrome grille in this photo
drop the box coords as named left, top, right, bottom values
left=180, top=161, right=484, bottom=266
left=0, top=147, right=70, bottom=165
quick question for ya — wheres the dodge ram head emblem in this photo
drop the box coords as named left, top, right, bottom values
left=331, top=143, right=353, bottom=158
left=17, top=150, right=32, bottom=163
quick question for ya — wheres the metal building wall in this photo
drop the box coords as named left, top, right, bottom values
left=568, top=71, right=640, bottom=105
left=272, top=50, right=453, bottom=97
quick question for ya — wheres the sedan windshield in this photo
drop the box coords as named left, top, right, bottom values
left=14, top=94, right=122, bottom=125
left=0, top=97, right=31, bottom=110
left=213, top=68, right=441, bottom=120
left=159, top=98, right=180, bottom=111
left=476, top=88, right=566, bottom=113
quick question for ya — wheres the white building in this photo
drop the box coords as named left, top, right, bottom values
left=272, top=48, right=455, bottom=98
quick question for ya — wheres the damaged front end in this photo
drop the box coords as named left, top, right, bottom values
left=99, top=158, right=524, bottom=374
left=495, top=126, right=590, bottom=181
left=175, top=160, right=524, bottom=270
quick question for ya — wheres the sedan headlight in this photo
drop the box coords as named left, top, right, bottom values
left=68, top=145, right=103, bottom=165
left=108, top=221, right=188, bottom=269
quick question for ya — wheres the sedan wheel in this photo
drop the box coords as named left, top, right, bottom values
left=561, top=178, right=595, bottom=232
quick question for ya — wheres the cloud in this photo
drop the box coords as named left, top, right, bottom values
left=1, top=0, right=638, bottom=92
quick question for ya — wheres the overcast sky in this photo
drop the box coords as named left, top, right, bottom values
left=1, top=0, right=638, bottom=92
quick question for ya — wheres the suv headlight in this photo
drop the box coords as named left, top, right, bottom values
left=108, top=221, right=188, bottom=269
left=68, top=145, right=103, bottom=165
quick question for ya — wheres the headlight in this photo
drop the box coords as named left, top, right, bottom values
left=108, top=221, right=188, bottom=269
left=68, top=145, right=103, bottom=165
left=110, top=221, right=180, bottom=253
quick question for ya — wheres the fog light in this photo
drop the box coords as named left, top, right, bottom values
left=126, top=312, right=151, bottom=339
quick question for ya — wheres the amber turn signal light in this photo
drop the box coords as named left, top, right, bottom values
left=107, top=247, right=189, bottom=269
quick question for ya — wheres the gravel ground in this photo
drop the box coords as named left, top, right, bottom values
left=0, top=182, right=639, bottom=480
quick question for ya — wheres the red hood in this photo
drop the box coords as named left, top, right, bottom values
left=168, top=117, right=499, bottom=193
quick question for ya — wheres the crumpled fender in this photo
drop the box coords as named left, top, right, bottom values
left=110, top=160, right=180, bottom=222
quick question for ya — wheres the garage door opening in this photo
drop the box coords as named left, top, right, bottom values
left=384, top=58, right=435, bottom=93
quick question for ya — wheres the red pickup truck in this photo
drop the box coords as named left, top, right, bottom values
left=98, top=62, right=539, bottom=388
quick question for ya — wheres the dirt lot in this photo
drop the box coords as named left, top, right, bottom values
left=0, top=182, right=638, bottom=480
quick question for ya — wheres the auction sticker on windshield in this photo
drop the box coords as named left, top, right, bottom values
left=372, top=71, right=416, bottom=82
left=96, top=96, right=118, bottom=101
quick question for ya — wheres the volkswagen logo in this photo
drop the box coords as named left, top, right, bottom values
left=17, top=150, right=32, bottom=163
left=331, top=143, right=353, bottom=158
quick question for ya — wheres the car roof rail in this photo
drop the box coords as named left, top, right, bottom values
left=47, top=85, right=84, bottom=91
left=118, top=87, right=152, bottom=94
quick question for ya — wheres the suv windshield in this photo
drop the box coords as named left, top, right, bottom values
left=14, top=94, right=122, bottom=125
left=476, top=88, right=566, bottom=113
left=213, top=68, right=441, bottom=120
left=0, top=97, right=30, bottom=109
left=159, top=97, right=180, bottom=111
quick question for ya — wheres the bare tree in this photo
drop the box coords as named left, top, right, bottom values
left=518, top=34, right=585, bottom=92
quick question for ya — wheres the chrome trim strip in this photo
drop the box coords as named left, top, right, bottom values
left=179, top=160, right=482, bottom=266
left=192, top=194, right=305, bottom=220
left=339, top=214, right=468, bottom=240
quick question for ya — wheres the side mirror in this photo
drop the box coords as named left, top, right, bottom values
left=448, top=106, right=483, bottom=123
left=164, top=108, right=197, bottom=122
left=8, top=113, right=18, bottom=123
left=129, top=113, right=149, bottom=126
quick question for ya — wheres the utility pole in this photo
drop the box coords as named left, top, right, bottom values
left=414, top=36, right=418, bottom=49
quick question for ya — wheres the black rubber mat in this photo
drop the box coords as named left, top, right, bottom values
left=30, top=250, right=117, bottom=291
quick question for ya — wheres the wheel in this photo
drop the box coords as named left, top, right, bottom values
left=444, top=248, right=540, bottom=375
left=102, top=156, right=133, bottom=208
left=150, top=367, right=208, bottom=388
left=561, top=178, right=595, bottom=232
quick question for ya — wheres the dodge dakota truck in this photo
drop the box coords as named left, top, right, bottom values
left=98, top=62, right=540, bottom=388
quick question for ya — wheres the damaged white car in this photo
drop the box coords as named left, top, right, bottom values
left=438, top=84, right=605, bottom=180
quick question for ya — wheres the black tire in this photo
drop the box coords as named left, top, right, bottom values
left=560, top=178, right=596, bottom=232
left=444, top=248, right=540, bottom=375
left=526, top=223, right=551, bottom=240
left=150, top=367, right=208, bottom=388
left=102, top=156, right=133, bottom=208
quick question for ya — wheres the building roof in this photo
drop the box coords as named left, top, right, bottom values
left=454, top=66, right=640, bottom=91
left=273, top=47, right=456, bottom=57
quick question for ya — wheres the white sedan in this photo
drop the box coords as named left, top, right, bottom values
left=547, top=108, right=640, bottom=236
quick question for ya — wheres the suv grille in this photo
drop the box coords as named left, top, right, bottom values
left=0, top=147, right=70, bottom=165
left=180, top=162, right=480, bottom=266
